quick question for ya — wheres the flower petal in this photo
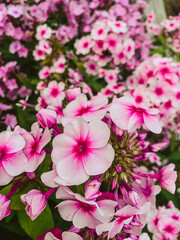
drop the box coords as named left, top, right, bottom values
left=143, top=114, right=162, bottom=134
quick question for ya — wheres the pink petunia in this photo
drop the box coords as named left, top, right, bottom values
left=110, top=97, right=162, bottom=134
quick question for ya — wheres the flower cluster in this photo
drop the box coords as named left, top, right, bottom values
left=124, top=55, right=180, bottom=131
left=146, top=12, right=180, bottom=53
left=0, top=89, right=178, bottom=239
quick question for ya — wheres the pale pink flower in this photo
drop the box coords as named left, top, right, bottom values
left=159, top=164, right=177, bottom=194
left=96, top=205, right=137, bottom=238
left=39, top=40, right=52, bottom=55
left=91, top=20, right=109, bottom=40
left=23, top=122, right=51, bottom=172
left=123, top=39, right=135, bottom=59
left=9, top=41, right=21, bottom=54
left=108, top=20, right=127, bottom=34
left=0, top=131, right=27, bottom=186
left=52, top=56, right=66, bottom=74
left=85, top=180, right=101, bottom=200
left=0, top=194, right=11, bottom=221
left=52, top=117, right=114, bottom=185
left=110, top=97, right=162, bottom=133
left=84, top=60, right=99, bottom=75
left=38, top=66, right=51, bottom=79
left=158, top=218, right=180, bottom=239
left=33, top=47, right=46, bottom=61
left=7, top=5, right=23, bottom=18
left=56, top=186, right=117, bottom=229
left=36, top=24, right=52, bottom=40
left=62, top=93, right=107, bottom=125
left=21, top=190, right=47, bottom=220
left=43, top=80, right=65, bottom=102
left=74, top=36, right=94, bottom=55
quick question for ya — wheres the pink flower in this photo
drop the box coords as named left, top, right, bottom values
left=65, top=88, right=81, bottom=102
left=52, top=56, right=66, bottom=74
left=21, top=190, right=47, bottom=220
left=0, top=194, right=11, bottom=221
left=38, top=66, right=51, bottom=80
left=23, top=122, right=51, bottom=172
left=36, top=24, right=52, bottom=40
left=85, top=180, right=101, bottom=200
left=74, top=36, right=94, bottom=55
left=9, top=41, right=21, bottom=54
left=43, top=81, right=65, bottom=103
left=56, top=186, right=117, bottom=229
left=159, top=164, right=177, bottom=194
left=62, top=93, right=107, bottom=125
left=52, top=117, right=114, bottom=185
left=96, top=205, right=137, bottom=238
left=7, top=5, right=23, bottom=18
left=110, top=97, right=162, bottom=134
left=36, top=109, right=57, bottom=128
left=158, top=217, right=180, bottom=239
left=91, top=20, right=109, bottom=40
left=38, top=229, right=83, bottom=240
left=108, top=20, right=127, bottom=34
left=0, top=130, right=27, bottom=186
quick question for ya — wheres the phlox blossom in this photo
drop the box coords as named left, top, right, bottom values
left=0, top=130, right=27, bottom=185
left=62, top=93, right=107, bottom=125
left=110, top=97, right=162, bottom=134
left=56, top=186, right=117, bottom=229
left=51, top=117, right=114, bottom=185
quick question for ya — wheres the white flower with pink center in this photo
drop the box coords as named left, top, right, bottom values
left=38, top=66, right=51, bottom=79
left=113, top=46, right=126, bottom=65
left=91, top=20, right=109, bottom=40
left=110, top=97, right=162, bottom=134
left=33, top=47, right=46, bottom=61
left=108, top=20, right=127, bottom=34
left=52, top=117, right=114, bottom=185
left=39, top=40, right=52, bottom=55
left=96, top=205, right=137, bottom=238
left=84, top=60, right=99, bottom=75
left=104, top=69, right=119, bottom=83
left=92, top=40, right=106, bottom=54
left=7, top=5, right=23, bottom=18
left=36, top=24, right=52, bottom=40
left=0, top=130, right=27, bottom=186
left=158, top=218, right=180, bottom=239
left=105, top=33, right=119, bottom=52
left=162, top=19, right=177, bottom=32
left=43, top=80, right=65, bottom=104
left=62, top=93, right=107, bottom=125
left=56, top=186, right=117, bottom=229
left=23, top=122, right=51, bottom=172
left=74, top=36, right=94, bottom=55
left=52, top=56, right=66, bottom=74
left=123, top=39, right=135, bottom=59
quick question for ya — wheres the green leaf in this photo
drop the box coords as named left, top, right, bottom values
left=168, top=151, right=180, bottom=161
left=161, top=189, right=180, bottom=208
left=17, top=204, right=54, bottom=240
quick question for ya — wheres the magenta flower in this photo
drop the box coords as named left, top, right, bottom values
left=21, top=189, right=47, bottom=220
left=0, top=194, right=11, bottom=221
left=110, top=97, right=162, bottom=133
left=159, top=164, right=177, bottom=194
left=52, top=117, right=114, bottom=185
left=0, top=131, right=27, bottom=186
left=23, top=122, right=51, bottom=172
left=56, top=186, right=117, bottom=229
